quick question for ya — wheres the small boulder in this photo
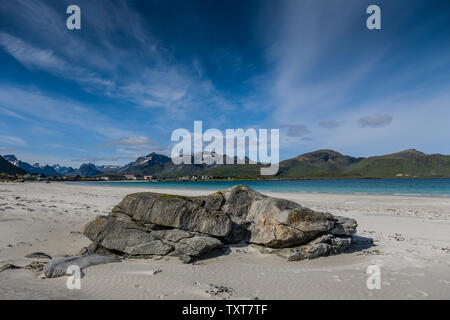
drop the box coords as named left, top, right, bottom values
left=43, top=254, right=120, bottom=278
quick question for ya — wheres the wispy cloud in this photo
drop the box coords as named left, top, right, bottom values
left=71, top=156, right=132, bottom=163
left=319, top=120, right=343, bottom=129
left=0, top=1, right=237, bottom=118
left=98, top=136, right=157, bottom=148
left=0, top=135, right=27, bottom=146
left=358, top=114, right=393, bottom=128
left=0, top=33, right=114, bottom=90
left=0, top=85, right=135, bottom=140
left=0, top=106, right=28, bottom=121
left=280, top=124, right=310, bottom=137
left=266, top=1, right=382, bottom=121
left=1, top=0, right=450, bottom=165
left=0, top=147, right=15, bottom=153
left=49, top=144, right=87, bottom=153
left=96, top=135, right=170, bottom=161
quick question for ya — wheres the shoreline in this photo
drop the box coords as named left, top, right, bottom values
left=62, top=180, right=450, bottom=199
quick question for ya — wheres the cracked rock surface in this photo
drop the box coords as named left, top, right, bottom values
left=81, top=185, right=357, bottom=262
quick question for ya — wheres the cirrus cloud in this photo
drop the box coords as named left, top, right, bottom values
left=97, top=136, right=157, bottom=148
left=280, top=124, right=310, bottom=137
left=358, top=114, right=393, bottom=128
left=319, top=120, right=343, bottom=129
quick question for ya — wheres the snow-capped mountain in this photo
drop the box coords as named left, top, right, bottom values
left=2, top=155, right=19, bottom=166
left=1, top=154, right=126, bottom=177
left=96, top=165, right=122, bottom=172
left=52, top=164, right=76, bottom=176
left=2, top=151, right=253, bottom=178
left=3, top=155, right=52, bottom=175
left=119, top=152, right=172, bottom=174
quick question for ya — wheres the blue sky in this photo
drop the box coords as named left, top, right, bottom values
left=0, top=0, right=450, bottom=167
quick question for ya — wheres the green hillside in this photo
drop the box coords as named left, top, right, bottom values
left=276, top=150, right=362, bottom=178
left=202, top=163, right=262, bottom=178
left=274, top=149, right=450, bottom=179
left=346, top=149, right=450, bottom=177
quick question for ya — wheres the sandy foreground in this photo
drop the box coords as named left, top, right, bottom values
left=0, top=182, right=449, bottom=300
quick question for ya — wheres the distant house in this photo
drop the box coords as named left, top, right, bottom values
left=179, top=176, right=199, bottom=181
left=395, top=173, right=411, bottom=177
left=100, top=175, right=124, bottom=181
left=123, top=174, right=137, bottom=180
left=144, top=175, right=153, bottom=180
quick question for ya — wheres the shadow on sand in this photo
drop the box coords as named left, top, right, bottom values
left=192, top=236, right=375, bottom=263
left=345, top=235, right=375, bottom=254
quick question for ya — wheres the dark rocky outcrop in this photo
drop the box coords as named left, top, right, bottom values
left=0, top=264, right=23, bottom=273
left=25, top=252, right=52, bottom=259
left=0, top=156, right=27, bottom=175
left=81, top=185, right=357, bottom=263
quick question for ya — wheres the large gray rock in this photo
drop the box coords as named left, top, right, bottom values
left=81, top=185, right=357, bottom=262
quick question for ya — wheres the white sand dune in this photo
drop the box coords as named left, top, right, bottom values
left=0, top=182, right=449, bottom=299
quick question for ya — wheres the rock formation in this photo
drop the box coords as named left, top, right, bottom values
left=81, top=185, right=357, bottom=262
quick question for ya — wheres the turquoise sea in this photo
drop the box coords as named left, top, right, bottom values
left=75, top=178, right=450, bottom=197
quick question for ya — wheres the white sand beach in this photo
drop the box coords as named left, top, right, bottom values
left=0, top=182, right=449, bottom=300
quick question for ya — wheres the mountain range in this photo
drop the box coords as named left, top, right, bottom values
left=1, top=149, right=450, bottom=178
left=2, top=155, right=62, bottom=176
